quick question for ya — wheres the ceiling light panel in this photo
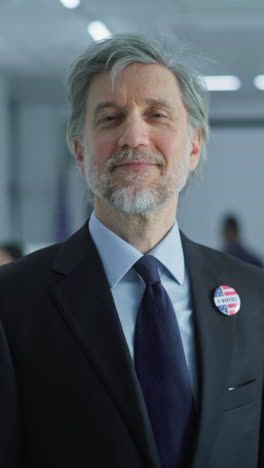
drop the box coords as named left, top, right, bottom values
left=254, top=75, right=264, bottom=90
left=60, top=0, right=80, bottom=9
left=202, top=75, right=241, bottom=91
left=87, top=21, right=112, bottom=41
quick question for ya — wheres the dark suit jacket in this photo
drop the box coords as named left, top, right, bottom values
left=0, top=223, right=264, bottom=468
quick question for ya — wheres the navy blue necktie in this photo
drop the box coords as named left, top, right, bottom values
left=134, top=255, right=194, bottom=468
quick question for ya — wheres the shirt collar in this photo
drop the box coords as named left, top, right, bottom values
left=89, top=211, right=185, bottom=288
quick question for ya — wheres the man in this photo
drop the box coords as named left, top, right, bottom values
left=221, top=215, right=263, bottom=267
left=0, top=33, right=264, bottom=468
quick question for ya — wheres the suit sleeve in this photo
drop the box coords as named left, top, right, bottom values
left=0, top=319, right=21, bottom=467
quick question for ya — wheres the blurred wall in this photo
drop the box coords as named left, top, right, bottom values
left=0, top=75, right=10, bottom=241
left=178, top=91, right=264, bottom=261
left=178, top=126, right=264, bottom=260
left=4, top=90, right=89, bottom=247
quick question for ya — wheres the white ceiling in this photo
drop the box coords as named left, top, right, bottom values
left=0, top=0, right=264, bottom=100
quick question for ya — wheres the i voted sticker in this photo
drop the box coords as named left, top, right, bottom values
left=214, top=285, right=241, bottom=316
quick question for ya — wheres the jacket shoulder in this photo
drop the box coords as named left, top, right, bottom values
left=0, top=222, right=92, bottom=286
left=181, top=232, right=264, bottom=285
left=0, top=242, right=62, bottom=286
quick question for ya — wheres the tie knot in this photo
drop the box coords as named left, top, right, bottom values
left=133, top=255, right=161, bottom=285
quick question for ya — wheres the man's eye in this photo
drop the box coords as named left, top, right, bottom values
left=104, top=115, right=117, bottom=121
left=100, top=114, right=120, bottom=122
left=151, top=112, right=167, bottom=119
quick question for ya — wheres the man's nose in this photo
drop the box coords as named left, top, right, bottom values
left=117, top=117, right=150, bottom=149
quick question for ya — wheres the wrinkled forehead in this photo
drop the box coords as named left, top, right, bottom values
left=85, top=63, right=184, bottom=114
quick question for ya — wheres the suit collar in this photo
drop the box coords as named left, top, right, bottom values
left=52, top=223, right=93, bottom=275
left=89, top=211, right=185, bottom=288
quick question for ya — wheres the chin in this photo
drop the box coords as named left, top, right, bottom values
left=103, top=184, right=175, bottom=216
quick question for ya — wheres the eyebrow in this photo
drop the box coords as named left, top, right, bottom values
left=93, top=98, right=175, bottom=118
left=144, top=98, right=175, bottom=112
left=93, top=102, right=118, bottom=118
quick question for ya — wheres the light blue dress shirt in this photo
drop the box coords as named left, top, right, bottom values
left=89, top=211, right=197, bottom=397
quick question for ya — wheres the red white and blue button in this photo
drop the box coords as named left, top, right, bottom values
left=213, top=285, right=241, bottom=316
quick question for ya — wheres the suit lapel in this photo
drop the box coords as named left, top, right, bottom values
left=181, top=234, right=236, bottom=467
left=51, top=224, right=160, bottom=468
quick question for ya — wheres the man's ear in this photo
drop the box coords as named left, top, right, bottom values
left=74, top=139, right=85, bottom=176
left=189, top=128, right=202, bottom=172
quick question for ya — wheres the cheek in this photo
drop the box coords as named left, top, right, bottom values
left=155, top=131, right=187, bottom=164
left=87, top=132, right=115, bottom=167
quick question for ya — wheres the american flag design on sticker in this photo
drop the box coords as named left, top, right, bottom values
left=213, top=285, right=241, bottom=316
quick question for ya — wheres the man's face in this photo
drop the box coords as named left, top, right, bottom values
left=75, top=63, right=201, bottom=215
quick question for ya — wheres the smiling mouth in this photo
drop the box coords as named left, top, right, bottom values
left=115, top=161, right=157, bottom=168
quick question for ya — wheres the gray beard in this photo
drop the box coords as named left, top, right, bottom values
left=84, top=146, right=191, bottom=215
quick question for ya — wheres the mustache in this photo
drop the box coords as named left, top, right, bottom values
left=106, top=149, right=165, bottom=169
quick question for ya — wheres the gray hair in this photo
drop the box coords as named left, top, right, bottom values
left=66, top=33, right=209, bottom=177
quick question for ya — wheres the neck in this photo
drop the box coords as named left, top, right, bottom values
left=94, top=196, right=178, bottom=254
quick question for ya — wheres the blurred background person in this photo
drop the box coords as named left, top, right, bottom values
left=0, top=243, right=23, bottom=266
left=221, top=214, right=263, bottom=267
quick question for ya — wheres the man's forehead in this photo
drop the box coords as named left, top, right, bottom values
left=86, top=63, right=182, bottom=110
